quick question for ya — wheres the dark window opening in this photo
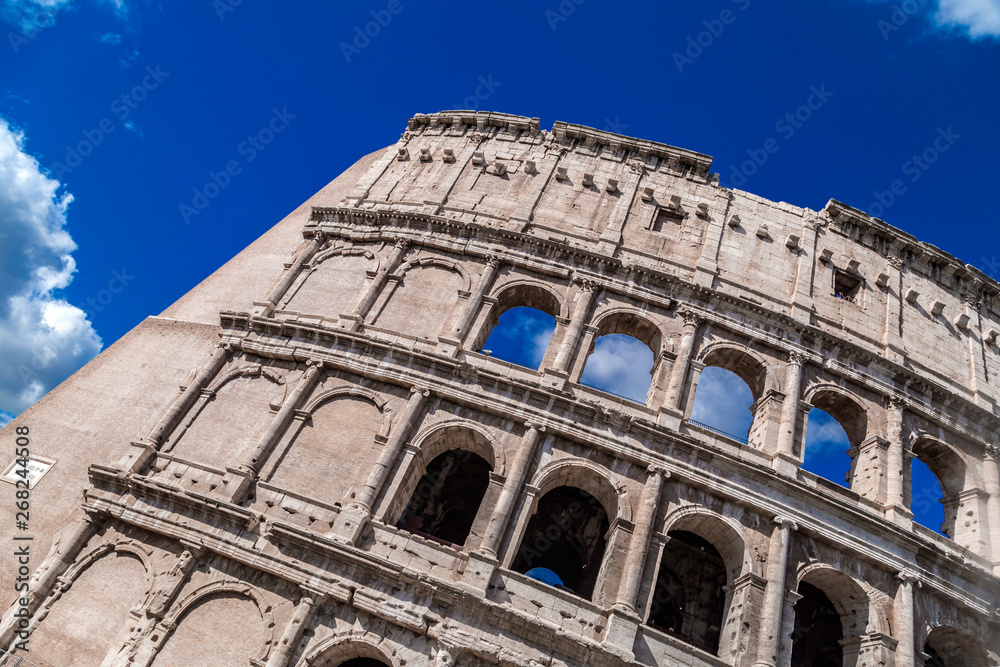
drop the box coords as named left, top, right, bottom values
left=833, top=270, right=862, bottom=301
left=338, top=660, right=391, bottom=667
left=790, top=582, right=843, bottom=667
left=647, top=530, right=726, bottom=654
left=924, top=644, right=946, bottom=667
left=652, top=207, right=684, bottom=232
left=396, top=450, right=491, bottom=547
left=480, top=306, right=555, bottom=369
left=512, top=486, right=610, bottom=600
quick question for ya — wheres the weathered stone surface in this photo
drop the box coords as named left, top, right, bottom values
left=1, top=111, right=998, bottom=667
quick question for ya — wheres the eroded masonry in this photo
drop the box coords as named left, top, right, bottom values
left=1, top=111, right=999, bottom=667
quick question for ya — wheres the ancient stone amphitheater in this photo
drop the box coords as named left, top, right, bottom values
left=1, top=111, right=998, bottom=667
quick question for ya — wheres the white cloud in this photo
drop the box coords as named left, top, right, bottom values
left=0, top=116, right=101, bottom=424
left=579, top=334, right=654, bottom=403
left=689, top=367, right=754, bottom=439
left=98, top=30, right=121, bottom=44
left=3, top=0, right=132, bottom=36
left=123, top=119, right=143, bottom=138
left=935, top=0, right=1000, bottom=37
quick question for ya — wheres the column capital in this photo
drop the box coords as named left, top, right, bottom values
left=579, top=278, right=601, bottom=293
left=896, top=569, right=922, bottom=587
left=786, top=350, right=806, bottom=366
left=773, top=516, right=799, bottom=531
left=523, top=421, right=547, bottom=433
left=986, top=444, right=1000, bottom=461
left=646, top=464, right=670, bottom=479
left=485, top=254, right=504, bottom=269
left=887, top=395, right=908, bottom=411
left=393, top=237, right=410, bottom=250
left=410, top=385, right=431, bottom=397
left=679, top=308, right=704, bottom=328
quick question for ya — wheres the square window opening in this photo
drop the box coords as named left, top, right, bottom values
left=834, top=270, right=862, bottom=302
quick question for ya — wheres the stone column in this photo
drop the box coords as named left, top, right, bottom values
left=262, top=233, right=325, bottom=310
left=663, top=310, right=702, bottom=413
left=0, top=512, right=98, bottom=648
left=774, top=352, right=804, bottom=463
left=265, top=591, right=320, bottom=667
left=885, top=396, right=912, bottom=524
left=614, top=467, right=667, bottom=613
left=551, top=280, right=599, bottom=373
left=144, top=344, right=230, bottom=449
left=347, top=238, right=409, bottom=324
left=333, top=386, right=429, bottom=544
left=228, top=361, right=324, bottom=502
left=753, top=516, right=797, bottom=667
left=984, top=445, right=1000, bottom=574
left=478, top=424, right=545, bottom=558
left=894, top=570, right=921, bottom=667
left=448, top=255, right=502, bottom=343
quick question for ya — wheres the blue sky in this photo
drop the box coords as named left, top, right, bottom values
left=1, top=0, right=994, bottom=531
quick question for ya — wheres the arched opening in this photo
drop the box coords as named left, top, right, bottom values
left=690, top=367, right=754, bottom=443
left=151, top=592, right=264, bottom=666
left=338, top=660, right=391, bottom=667
left=396, top=449, right=492, bottom=547
left=581, top=311, right=662, bottom=404
left=802, top=408, right=853, bottom=487
left=802, top=389, right=868, bottom=489
left=475, top=283, right=561, bottom=369
left=480, top=307, right=555, bottom=369
left=790, top=581, right=843, bottom=667
left=911, top=457, right=946, bottom=535
left=647, top=530, right=727, bottom=653
left=923, top=626, right=991, bottom=667
left=512, top=485, right=610, bottom=600
left=909, top=439, right=966, bottom=538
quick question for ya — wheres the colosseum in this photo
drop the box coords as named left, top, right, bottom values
left=1, top=110, right=998, bottom=667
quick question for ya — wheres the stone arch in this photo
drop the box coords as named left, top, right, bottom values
left=590, top=308, right=665, bottom=354
left=24, top=546, right=150, bottom=667
left=267, top=389, right=390, bottom=506
left=370, top=256, right=469, bottom=338
left=697, top=342, right=771, bottom=401
left=490, top=278, right=565, bottom=319
left=907, top=435, right=974, bottom=501
left=301, top=633, right=398, bottom=667
left=795, top=564, right=872, bottom=639
left=920, top=624, right=991, bottom=667
left=802, top=385, right=871, bottom=450
left=207, top=363, right=285, bottom=394
left=660, top=505, right=749, bottom=584
left=154, top=582, right=273, bottom=667
left=530, top=456, right=628, bottom=523
left=390, top=422, right=502, bottom=547
left=283, top=245, right=378, bottom=318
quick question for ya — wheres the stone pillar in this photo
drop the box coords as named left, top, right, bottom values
left=774, top=352, right=804, bottom=465
left=333, top=386, right=429, bottom=544
left=0, top=512, right=98, bottom=648
left=894, top=570, right=921, bottom=667
left=229, top=361, right=324, bottom=502
left=551, top=280, right=599, bottom=373
left=144, top=344, right=230, bottom=449
left=885, top=396, right=913, bottom=525
left=262, top=234, right=325, bottom=310
left=753, top=516, right=797, bottom=667
left=448, top=255, right=502, bottom=344
left=663, top=310, right=702, bottom=413
left=265, top=591, right=320, bottom=667
left=345, top=238, right=409, bottom=326
left=478, top=424, right=546, bottom=558
left=984, top=445, right=1000, bottom=574
left=614, top=467, right=667, bottom=613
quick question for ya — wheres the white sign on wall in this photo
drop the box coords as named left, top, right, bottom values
left=2, top=456, right=55, bottom=489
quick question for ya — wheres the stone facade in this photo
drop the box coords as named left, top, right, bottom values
left=1, top=110, right=999, bottom=667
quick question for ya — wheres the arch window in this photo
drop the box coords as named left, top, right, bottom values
left=789, top=582, right=842, bottom=667
left=802, top=390, right=868, bottom=489
left=396, top=449, right=492, bottom=547
left=647, top=530, right=727, bottom=653
left=338, top=660, right=391, bottom=667
left=923, top=626, right=991, bottom=667
left=512, top=486, right=610, bottom=600
left=476, top=283, right=561, bottom=369
left=689, top=367, right=754, bottom=443
left=909, top=439, right=966, bottom=538
left=580, top=312, right=661, bottom=404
